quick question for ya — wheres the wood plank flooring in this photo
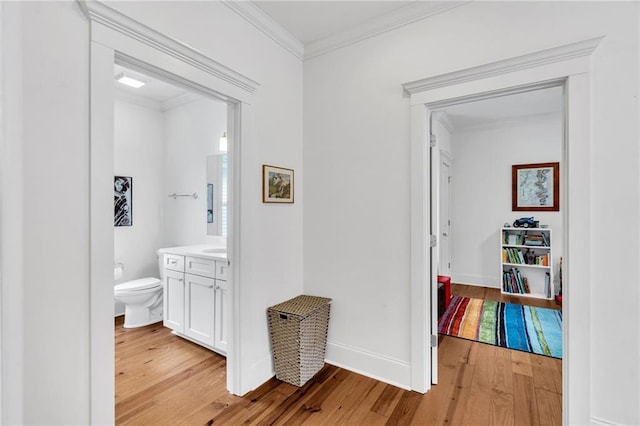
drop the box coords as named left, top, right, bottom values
left=115, top=284, right=562, bottom=425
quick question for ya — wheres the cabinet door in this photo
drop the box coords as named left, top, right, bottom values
left=163, top=269, right=184, bottom=333
left=214, top=279, right=229, bottom=354
left=184, top=273, right=215, bottom=346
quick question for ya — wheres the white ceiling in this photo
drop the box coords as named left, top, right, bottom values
left=253, top=1, right=413, bottom=45
left=436, top=86, right=564, bottom=129
left=114, top=64, right=189, bottom=103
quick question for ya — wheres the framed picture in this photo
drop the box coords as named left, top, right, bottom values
left=262, top=164, right=294, bottom=203
left=114, top=176, right=133, bottom=226
left=512, top=162, right=559, bottom=211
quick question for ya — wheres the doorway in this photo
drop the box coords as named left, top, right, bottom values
left=405, top=37, right=600, bottom=424
left=110, top=59, right=237, bottom=413
left=427, top=86, right=565, bottom=422
left=86, top=10, right=256, bottom=420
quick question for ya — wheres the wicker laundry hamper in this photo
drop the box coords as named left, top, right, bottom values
left=267, top=295, right=331, bottom=386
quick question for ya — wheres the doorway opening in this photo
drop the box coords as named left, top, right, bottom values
left=427, top=84, right=565, bottom=423
left=111, top=60, right=236, bottom=418
left=430, top=84, right=565, bottom=305
left=406, top=40, right=598, bottom=424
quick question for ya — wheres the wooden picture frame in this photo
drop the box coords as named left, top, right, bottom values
left=512, top=162, right=559, bottom=211
left=262, top=164, right=294, bottom=203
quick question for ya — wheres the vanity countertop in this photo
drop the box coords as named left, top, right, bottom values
left=158, top=244, right=227, bottom=261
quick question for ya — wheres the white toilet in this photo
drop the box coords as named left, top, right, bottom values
left=114, top=263, right=163, bottom=328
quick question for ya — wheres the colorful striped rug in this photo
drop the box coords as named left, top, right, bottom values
left=438, top=296, right=563, bottom=359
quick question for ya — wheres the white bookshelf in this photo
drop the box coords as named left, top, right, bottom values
left=500, top=227, right=553, bottom=300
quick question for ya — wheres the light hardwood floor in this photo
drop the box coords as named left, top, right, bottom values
left=115, top=284, right=562, bottom=425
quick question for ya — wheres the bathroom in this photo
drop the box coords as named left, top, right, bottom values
left=112, top=63, right=228, bottom=329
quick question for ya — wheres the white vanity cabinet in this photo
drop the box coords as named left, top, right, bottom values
left=161, top=251, right=228, bottom=355
left=163, top=269, right=185, bottom=332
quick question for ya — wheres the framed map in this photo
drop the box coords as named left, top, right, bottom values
left=512, top=162, right=559, bottom=211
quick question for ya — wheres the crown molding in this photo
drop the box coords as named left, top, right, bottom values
left=115, top=86, right=221, bottom=112
left=114, top=88, right=163, bottom=111
left=403, top=36, right=604, bottom=95
left=451, top=111, right=561, bottom=133
left=78, top=0, right=260, bottom=94
left=161, top=92, right=207, bottom=112
left=304, top=1, right=470, bottom=60
left=221, top=0, right=304, bottom=61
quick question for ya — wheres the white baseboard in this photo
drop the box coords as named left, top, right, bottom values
left=324, top=341, right=411, bottom=390
left=591, top=417, right=620, bottom=426
left=451, top=273, right=499, bottom=288
left=240, top=353, right=274, bottom=396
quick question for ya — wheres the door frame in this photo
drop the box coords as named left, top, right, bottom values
left=405, top=36, right=602, bottom=425
left=82, top=2, right=258, bottom=423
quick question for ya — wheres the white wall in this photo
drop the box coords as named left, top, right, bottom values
left=303, top=2, right=638, bottom=424
left=113, top=98, right=165, bottom=315
left=1, top=1, right=92, bottom=423
left=450, top=113, right=563, bottom=288
left=162, top=97, right=226, bottom=247
left=1, top=0, right=303, bottom=423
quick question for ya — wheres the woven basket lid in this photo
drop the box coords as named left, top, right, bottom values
left=269, top=295, right=331, bottom=317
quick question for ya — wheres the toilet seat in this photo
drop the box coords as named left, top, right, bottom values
left=115, top=277, right=161, bottom=293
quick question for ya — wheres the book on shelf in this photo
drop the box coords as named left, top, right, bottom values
left=542, top=232, right=550, bottom=247
left=524, top=235, right=544, bottom=246
left=534, top=253, right=549, bottom=266
left=502, top=267, right=530, bottom=294
left=507, top=234, right=521, bottom=245
left=545, top=272, right=551, bottom=298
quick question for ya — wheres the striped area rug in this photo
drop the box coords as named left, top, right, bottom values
left=438, top=296, right=563, bottom=359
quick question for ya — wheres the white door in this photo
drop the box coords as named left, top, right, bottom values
left=163, top=269, right=185, bottom=333
left=439, top=157, right=452, bottom=277
left=429, top=114, right=440, bottom=384
left=214, top=279, right=229, bottom=353
left=184, top=274, right=215, bottom=346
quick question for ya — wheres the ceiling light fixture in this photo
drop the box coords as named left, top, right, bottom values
left=115, top=72, right=146, bottom=89
left=219, top=132, right=228, bottom=152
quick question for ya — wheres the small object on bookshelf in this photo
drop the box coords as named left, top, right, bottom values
left=525, top=249, right=535, bottom=265
left=500, top=226, right=553, bottom=300
left=513, top=217, right=539, bottom=228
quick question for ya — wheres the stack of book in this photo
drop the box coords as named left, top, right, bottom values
left=524, top=233, right=549, bottom=247
left=503, top=268, right=530, bottom=294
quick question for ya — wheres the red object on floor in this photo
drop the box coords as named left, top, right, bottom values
left=438, top=275, right=452, bottom=311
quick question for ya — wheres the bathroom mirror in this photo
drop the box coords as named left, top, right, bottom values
left=207, top=153, right=228, bottom=236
